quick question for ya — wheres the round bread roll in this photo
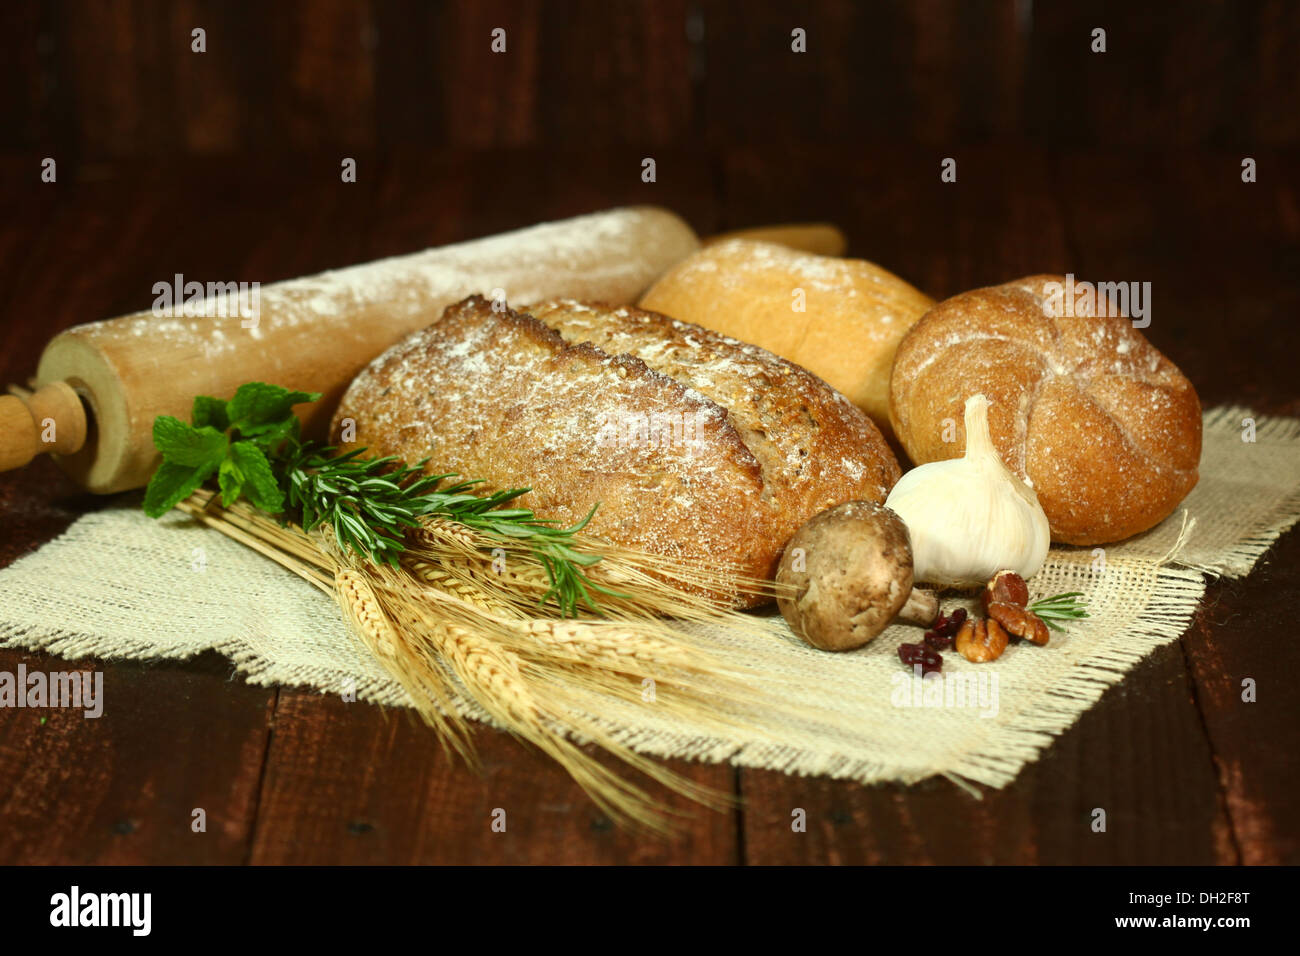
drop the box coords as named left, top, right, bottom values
left=638, top=239, right=933, bottom=435
left=889, top=275, right=1201, bottom=545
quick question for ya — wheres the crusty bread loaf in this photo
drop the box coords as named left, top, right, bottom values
left=637, top=239, right=934, bottom=436
left=889, top=275, right=1202, bottom=545
left=332, top=296, right=901, bottom=605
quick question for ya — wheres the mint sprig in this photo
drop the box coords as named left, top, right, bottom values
left=142, top=382, right=616, bottom=614
left=142, top=383, right=318, bottom=519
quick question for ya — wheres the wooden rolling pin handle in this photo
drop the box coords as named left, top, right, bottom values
left=0, top=382, right=88, bottom=471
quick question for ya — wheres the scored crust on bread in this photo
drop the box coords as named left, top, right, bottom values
left=889, top=275, right=1201, bottom=545
left=525, top=299, right=897, bottom=514
left=332, top=295, right=900, bottom=603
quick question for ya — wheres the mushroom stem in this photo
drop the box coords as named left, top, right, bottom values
left=897, top=587, right=939, bottom=627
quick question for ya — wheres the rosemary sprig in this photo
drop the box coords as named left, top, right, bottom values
left=1028, top=591, right=1090, bottom=632
left=280, top=443, right=444, bottom=567
left=143, top=381, right=620, bottom=616
left=286, top=443, right=621, bottom=614
left=408, top=478, right=623, bottom=616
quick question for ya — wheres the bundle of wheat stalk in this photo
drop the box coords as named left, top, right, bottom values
left=175, top=488, right=799, bottom=833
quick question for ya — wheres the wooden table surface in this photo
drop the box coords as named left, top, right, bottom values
left=0, top=144, right=1297, bottom=865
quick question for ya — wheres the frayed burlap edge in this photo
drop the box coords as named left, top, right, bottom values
left=2, top=404, right=1298, bottom=792
left=1182, top=405, right=1300, bottom=578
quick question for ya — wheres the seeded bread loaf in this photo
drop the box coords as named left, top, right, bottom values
left=332, top=296, right=901, bottom=605
left=889, top=275, right=1201, bottom=545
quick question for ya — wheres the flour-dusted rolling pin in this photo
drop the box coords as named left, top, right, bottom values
left=0, top=207, right=843, bottom=493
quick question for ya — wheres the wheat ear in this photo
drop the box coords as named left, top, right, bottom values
left=177, top=489, right=810, bottom=831
left=335, top=569, right=474, bottom=763
left=391, top=599, right=700, bottom=833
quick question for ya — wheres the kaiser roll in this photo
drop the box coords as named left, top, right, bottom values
left=889, top=275, right=1201, bottom=545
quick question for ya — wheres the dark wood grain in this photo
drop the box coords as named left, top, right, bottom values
left=531, top=0, right=693, bottom=147
left=739, top=647, right=1235, bottom=865
left=371, top=0, right=446, bottom=149
left=7, top=0, right=1298, bottom=160
left=1181, top=531, right=1300, bottom=865
left=719, top=144, right=1071, bottom=294
left=254, top=0, right=378, bottom=150
left=7, top=0, right=702, bottom=158
left=52, top=0, right=177, bottom=159
left=0, top=647, right=273, bottom=864
left=700, top=0, right=1028, bottom=147
left=1052, top=150, right=1300, bottom=414
left=1027, top=0, right=1300, bottom=148
left=364, top=147, right=719, bottom=259
left=0, top=2, right=45, bottom=151
left=36, top=0, right=381, bottom=158
left=247, top=689, right=736, bottom=864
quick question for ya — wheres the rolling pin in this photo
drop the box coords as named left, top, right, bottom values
left=0, top=208, right=844, bottom=494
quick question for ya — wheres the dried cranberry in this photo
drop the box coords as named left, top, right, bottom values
left=924, top=629, right=952, bottom=650
left=900, top=641, right=943, bottom=674
left=897, top=642, right=924, bottom=665
left=945, top=608, right=967, bottom=634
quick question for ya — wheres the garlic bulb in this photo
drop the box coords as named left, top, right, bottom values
left=884, top=394, right=1050, bottom=587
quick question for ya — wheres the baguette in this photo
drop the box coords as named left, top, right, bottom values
left=332, top=296, right=901, bottom=605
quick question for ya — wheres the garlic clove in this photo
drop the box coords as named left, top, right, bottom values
left=884, top=394, right=1051, bottom=587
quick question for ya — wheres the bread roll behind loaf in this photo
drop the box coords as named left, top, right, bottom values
left=637, top=239, right=934, bottom=435
left=333, top=296, right=901, bottom=605
left=889, top=275, right=1201, bottom=545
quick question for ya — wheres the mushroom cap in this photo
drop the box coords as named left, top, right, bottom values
left=776, top=500, right=915, bottom=651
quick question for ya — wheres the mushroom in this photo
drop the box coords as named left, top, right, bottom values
left=775, top=500, right=938, bottom=652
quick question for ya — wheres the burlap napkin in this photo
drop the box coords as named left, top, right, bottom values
left=3, top=405, right=1298, bottom=788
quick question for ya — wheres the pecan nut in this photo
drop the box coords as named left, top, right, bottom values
left=981, top=570, right=1029, bottom=612
left=987, top=601, right=1051, bottom=646
left=955, top=617, right=1008, bottom=663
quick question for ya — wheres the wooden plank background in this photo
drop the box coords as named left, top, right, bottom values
left=0, top=0, right=1297, bottom=864
left=2, top=0, right=1298, bottom=162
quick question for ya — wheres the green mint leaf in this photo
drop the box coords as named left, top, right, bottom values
left=192, top=395, right=230, bottom=431
left=238, top=416, right=301, bottom=446
left=218, top=456, right=245, bottom=508
left=227, top=382, right=320, bottom=430
left=153, top=416, right=227, bottom=468
left=143, top=461, right=209, bottom=518
left=228, top=442, right=284, bottom=513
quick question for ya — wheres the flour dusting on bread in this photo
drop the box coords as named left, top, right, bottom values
left=333, top=296, right=900, bottom=603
